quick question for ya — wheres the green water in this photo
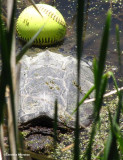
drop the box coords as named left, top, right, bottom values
left=15, top=0, right=123, bottom=87
left=16, top=1, right=123, bottom=54
left=2, top=0, right=122, bottom=83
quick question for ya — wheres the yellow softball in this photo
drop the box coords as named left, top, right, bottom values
left=16, top=4, right=66, bottom=46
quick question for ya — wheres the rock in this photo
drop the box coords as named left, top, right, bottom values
left=18, top=50, right=94, bottom=128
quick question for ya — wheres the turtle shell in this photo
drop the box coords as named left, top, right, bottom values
left=18, top=50, right=94, bottom=128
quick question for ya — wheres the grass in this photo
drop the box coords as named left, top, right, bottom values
left=49, top=96, right=121, bottom=160
left=0, top=0, right=123, bottom=160
left=74, top=0, right=85, bottom=159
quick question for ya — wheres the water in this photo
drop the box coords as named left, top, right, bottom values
left=15, top=0, right=123, bottom=88
left=1, top=0, right=122, bottom=83
left=16, top=1, right=123, bottom=53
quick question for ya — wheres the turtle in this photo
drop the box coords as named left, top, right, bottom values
left=18, top=50, right=94, bottom=129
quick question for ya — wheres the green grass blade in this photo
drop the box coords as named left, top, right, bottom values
left=103, top=112, right=120, bottom=160
left=103, top=74, right=122, bottom=159
left=95, top=10, right=112, bottom=94
left=107, top=72, right=120, bottom=97
left=72, top=85, right=95, bottom=114
left=79, top=85, right=95, bottom=106
left=0, top=70, right=6, bottom=123
left=116, top=24, right=122, bottom=69
left=93, top=58, right=98, bottom=85
left=113, top=25, right=122, bottom=124
left=113, top=123, right=123, bottom=155
left=115, top=24, right=123, bottom=115
left=0, top=0, right=8, bottom=123
left=74, top=0, right=85, bottom=159
left=53, top=100, right=58, bottom=148
left=7, top=0, right=16, bottom=57
left=0, top=7, right=9, bottom=66
left=0, top=125, right=5, bottom=160
left=7, top=0, right=18, bottom=141
left=28, top=0, right=43, bottom=17
left=0, top=0, right=18, bottom=158
left=85, top=10, right=112, bottom=160
left=16, top=25, right=44, bottom=63
left=108, top=23, right=123, bottom=159
left=96, top=74, right=108, bottom=112
left=86, top=75, right=108, bottom=160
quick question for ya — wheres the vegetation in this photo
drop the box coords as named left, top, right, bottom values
left=0, top=0, right=122, bottom=160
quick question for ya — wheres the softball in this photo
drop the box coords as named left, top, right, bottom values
left=16, top=4, right=66, bottom=46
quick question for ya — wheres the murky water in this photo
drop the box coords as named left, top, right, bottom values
left=15, top=0, right=123, bottom=88
left=1, top=0, right=123, bottom=83
left=16, top=1, right=123, bottom=51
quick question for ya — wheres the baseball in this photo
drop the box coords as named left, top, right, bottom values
left=16, top=4, right=66, bottom=46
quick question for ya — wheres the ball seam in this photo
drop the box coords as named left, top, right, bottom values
left=36, top=5, right=66, bottom=27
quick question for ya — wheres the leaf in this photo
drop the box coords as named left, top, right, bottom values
left=95, top=9, right=112, bottom=94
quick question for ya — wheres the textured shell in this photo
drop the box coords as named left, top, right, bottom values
left=16, top=4, right=66, bottom=46
left=18, top=51, right=94, bottom=128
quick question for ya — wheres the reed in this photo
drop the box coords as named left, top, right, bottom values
left=0, top=0, right=44, bottom=159
left=74, top=0, right=85, bottom=159
left=102, top=24, right=123, bottom=160
left=75, top=1, right=122, bottom=159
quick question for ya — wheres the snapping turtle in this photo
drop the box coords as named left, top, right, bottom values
left=18, top=50, right=94, bottom=128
